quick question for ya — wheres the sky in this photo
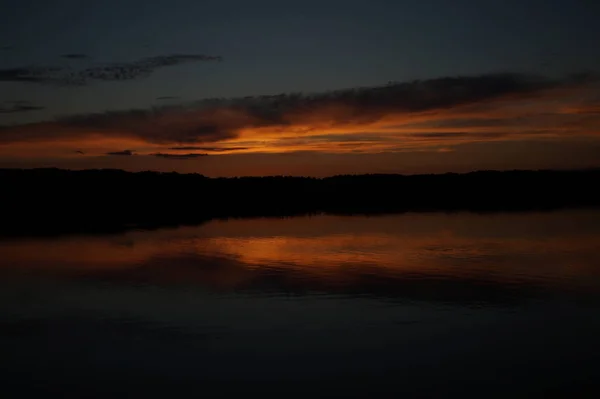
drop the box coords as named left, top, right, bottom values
left=1, top=0, right=599, bottom=176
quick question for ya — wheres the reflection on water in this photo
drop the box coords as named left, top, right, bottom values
left=1, top=210, right=600, bottom=397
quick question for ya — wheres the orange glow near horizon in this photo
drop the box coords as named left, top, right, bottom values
left=0, top=81, right=598, bottom=169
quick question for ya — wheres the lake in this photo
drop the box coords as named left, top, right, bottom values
left=1, top=210, right=600, bottom=398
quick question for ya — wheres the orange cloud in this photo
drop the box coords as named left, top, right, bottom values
left=0, top=72, right=598, bottom=159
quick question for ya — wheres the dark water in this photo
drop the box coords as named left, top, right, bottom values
left=2, top=210, right=600, bottom=398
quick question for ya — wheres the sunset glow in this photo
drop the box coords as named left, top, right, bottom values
left=2, top=77, right=599, bottom=171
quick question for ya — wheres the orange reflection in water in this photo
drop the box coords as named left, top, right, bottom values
left=1, top=211, right=600, bottom=293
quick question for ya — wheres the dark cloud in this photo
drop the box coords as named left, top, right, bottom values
left=410, top=132, right=475, bottom=138
left=74, top=53, right=221, bottom=85
left=0, top=66, right=64, bottom=83
left=59, top=64, right=152, bottom=85
left=75, top=150, right=85, bottom=155
left=139, top=54, right=222, bottom=68
left=168, top=146, right=248, bottom=152
left=106, top=150, right=135, bottom=156
left=60, top=53, right=90, bottom=60
left=564, top=105, right=600, bottom=115
left=0, top=101, right=45, bottom=114
left=409, top=132, right=510, bottom=139
left=0, top=72, right=596, bottom=147
left=300, top=134, right=395, bottom=142
left=156, top=96, right=179, bottom=100
left=50, top=109, right=242, bottom=144
left=151, top=153, right=208, bottom=159
left=405, top=116, right=540, bottom=130
left=0, top=53, right=221, bottom=86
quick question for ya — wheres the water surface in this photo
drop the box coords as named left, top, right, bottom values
left=2, top=210, right=600, bottom=397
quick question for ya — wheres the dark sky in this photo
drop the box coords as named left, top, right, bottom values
left=1, top=0, right=599, bottom=176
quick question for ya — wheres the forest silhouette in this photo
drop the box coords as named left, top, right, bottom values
left=2, top=168, right=599, bottom=237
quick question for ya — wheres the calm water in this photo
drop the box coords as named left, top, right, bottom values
left=2, top=210, right=600, bottom=398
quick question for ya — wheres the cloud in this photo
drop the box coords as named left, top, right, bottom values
left=150, top=152, right=208, bottom=159
left=106, top=149, right=135, bottom=156
left=408, top=132, right=506, bottom=139
left=0, top=101, right=45, bottom=114
left=0, top=53, right=222, bottom=86
left=168, top=146, right=248, bottom=152
left=156, top=96, right=179, bottom=101
left=0, top=66, right=64, bottom=83
left=140, top=54, right=222, bottom=67
left=61, top=53, right=90, bottom=60
left=561, top=104, right=600, bottom=115
left=0, top=72, right=598, bottom=156
left=59, top=54, right=221, bottom=86
left=294, top=134, right=395, bottom=143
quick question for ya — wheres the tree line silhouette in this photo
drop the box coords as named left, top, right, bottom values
left=2, top=168, right=599, bottom=236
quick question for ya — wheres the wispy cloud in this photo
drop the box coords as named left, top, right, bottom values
left=1, top=72, right=598, bottom=157
left=168, top=146, right=248, bottom=152
left=60, top=53, right=90, bottom=60
left=151, top=152, right=208, bottom=159
left=0, top=101, right=45, bottom=114
left=0, top=53, right=222, bottom=86
left=60, top=54, right=222, bottom=86
left=0, top=66, right=63, bottom=83
left=106, top=149, right=135, bottom=156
